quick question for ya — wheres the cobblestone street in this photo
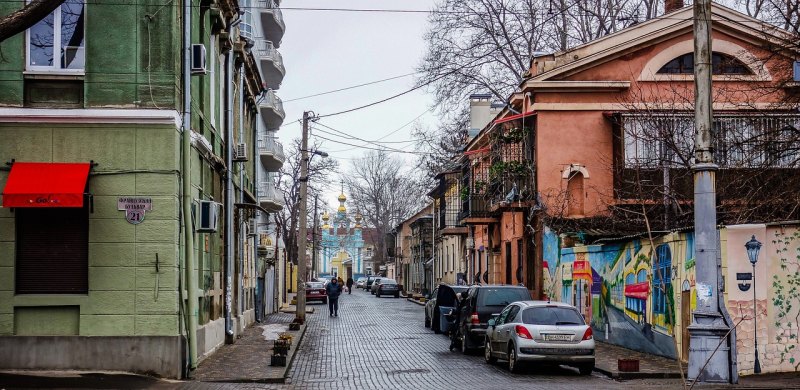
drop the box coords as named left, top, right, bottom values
left=177, top=290, right=686, bottom=390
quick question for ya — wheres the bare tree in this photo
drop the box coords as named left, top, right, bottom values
left=412, top=106, right=470, bottom=181
left=343, top=150, right=427, bottom=270
left=275, top=139, right=338, bottom=266
left=0, top=0, right=65, bottom=43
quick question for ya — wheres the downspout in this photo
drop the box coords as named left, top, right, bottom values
left=237, top=58, right=245, bottom=324
left=181, top=0, right=198, bottom=370
left=224, top=14, right=241, bottom=342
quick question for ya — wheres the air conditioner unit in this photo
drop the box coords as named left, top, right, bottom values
left=233, top=143, right=248, bottom=162
left=191, top=44, right=207, bottom=75
left=191, top=131, right=213, bottom=157
left=247, top=219, right=258, bottom=236
left=196, top=200, right=221, bottom=233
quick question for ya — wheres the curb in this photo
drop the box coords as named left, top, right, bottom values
left=593, top=365, right=684, bottom=380
left=406, top=297, right=426, bottom=306
left=281, top=321, right=308, bottom=384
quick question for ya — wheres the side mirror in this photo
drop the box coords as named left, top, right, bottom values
left=487, top=319, right=496, bottom=327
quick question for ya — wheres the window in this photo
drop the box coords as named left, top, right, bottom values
left=652, top=244, right=672, bottom=315
left=522, top=306, right=584, bottom=325
left=622, top=114, right=800, bottom=168
left=657, top=52, right=751, bottom=75
left=16, top=207, right=89, bottom=294
left=27, top=0, right=85, bottom=71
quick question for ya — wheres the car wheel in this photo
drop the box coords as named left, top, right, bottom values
left=484, top=338, right=497, bottom=364
left=578, top=363, right=594, bottom=376
left=322, top=298, right=327, bottom=304
left=376, top=292, right=380, bottom=298
left=395, top=293, right=400, bottom=298
left=508, top=343, right=521, bottom=373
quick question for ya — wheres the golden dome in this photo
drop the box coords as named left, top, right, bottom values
left=322, top=223, right=331, bottom=229
left=321, top=211, right=330, bottom=221
left=354, top=212, right=363, bottom=222
left=338, top=193, right=347, bottom=202
left=338, top=205, right=346, bottom=213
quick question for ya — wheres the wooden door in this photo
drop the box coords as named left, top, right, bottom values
left=681, top=290, right=691, bottom=361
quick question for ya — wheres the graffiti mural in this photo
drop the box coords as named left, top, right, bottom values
left=543, top=228, right=699, bottom=360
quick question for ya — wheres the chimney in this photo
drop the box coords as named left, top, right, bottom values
left=665, top=0, right=684, bottom=13
left=468, top=94, right=493, bottom=139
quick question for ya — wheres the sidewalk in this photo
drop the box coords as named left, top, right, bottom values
left=190, top=312, right=306, bottom=384
left=594, top=341, right=685, bottom=379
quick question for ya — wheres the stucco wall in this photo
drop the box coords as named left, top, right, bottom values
left=0, top=123, right=181, bottom=337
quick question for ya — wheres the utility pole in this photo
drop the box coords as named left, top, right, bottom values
left=687, top=0, right=733, bottom=383
left=312, top=194, right=319, bottom=280
left=296, top=111, right=310, bottom=323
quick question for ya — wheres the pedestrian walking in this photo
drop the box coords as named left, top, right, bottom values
left=346, top=277, right=354, bottom=294
left=326, top=277, right=343, bottom=317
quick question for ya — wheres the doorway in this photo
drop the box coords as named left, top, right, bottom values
left=681, top=290, right=691, bottom=361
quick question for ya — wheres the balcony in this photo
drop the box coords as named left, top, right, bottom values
left=458, top=194, right=497, bottom=224
left=259, top=90, right=285, bottom=129
left=257, top=40, right=285, bottom=89
left=258, top=181, right=284, bottom=212
left=259, top=0, right=285, bottom=45
left=258, top=133, right=285, bottom=171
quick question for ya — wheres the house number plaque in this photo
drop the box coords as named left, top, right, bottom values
left=118, top=197, right=153, bottom=225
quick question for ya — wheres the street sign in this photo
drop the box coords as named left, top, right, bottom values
left=118, top=197, right=153, bottom=225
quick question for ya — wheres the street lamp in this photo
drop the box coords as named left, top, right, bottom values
left=744, top=235, right=762, bottom=374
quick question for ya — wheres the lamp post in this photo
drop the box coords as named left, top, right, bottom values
left=745, top=235, right=762, bottom=374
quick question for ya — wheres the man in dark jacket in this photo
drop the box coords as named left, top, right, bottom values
left=346, top=277, right=354, bottom=294
left=325, top=277, right=343, bottom=317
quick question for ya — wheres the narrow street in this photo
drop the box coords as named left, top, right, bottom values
left=179, top=290, right=685, bottom=390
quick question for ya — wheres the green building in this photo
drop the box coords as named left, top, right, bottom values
left=0, top=0, right=286, bottom=378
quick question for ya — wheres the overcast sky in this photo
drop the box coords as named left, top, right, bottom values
left=277, top=0, right=438, bottom=210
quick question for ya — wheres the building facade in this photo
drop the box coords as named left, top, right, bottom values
left=0, top=0, right=287, bottom=378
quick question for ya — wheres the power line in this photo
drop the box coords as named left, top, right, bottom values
left=311, top=132, right=425, bottom=155
left=313, top=122, right=421, bottom=155
left=282, top=72, right=420, bottom=103
left=324, top=108, right=434, bottom=153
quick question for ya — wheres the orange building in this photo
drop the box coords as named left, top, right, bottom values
left=460, top=3, right=799, bottom=298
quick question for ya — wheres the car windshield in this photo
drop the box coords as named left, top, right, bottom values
left=478, top=288, right=530, bottom=307
left=358, top=277, right=366, bottom=282
left=522, top=307, right=585, bottom=326
left=307, top=282, right=324, bottom=289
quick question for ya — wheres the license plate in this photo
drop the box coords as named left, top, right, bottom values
left=543, top=334, right=572, bottom=341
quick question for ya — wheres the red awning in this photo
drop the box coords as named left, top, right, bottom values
left=2, top=162, right=91, bottom=208
left=624, top=282, right=650, bottom=300
left=493, top=111, right=537, bottom=125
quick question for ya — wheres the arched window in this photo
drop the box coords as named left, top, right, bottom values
left=658, top=52, right=751, bottom=75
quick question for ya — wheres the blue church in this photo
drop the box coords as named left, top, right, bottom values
left=318, top=192, right=367, bottom=281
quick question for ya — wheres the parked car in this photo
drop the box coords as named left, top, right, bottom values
left=356, top=277, right=367, bottom=289
left=425, top=284, right=469, bottom=334
left=374, top=279, right=401, bottom=298
left=484, top=301, right=594, bottom=375
left=453, top=285, right=531, bottom=354
left=365, top=275, right=381, bottom=290
left=305, top=282, right=327, bottom=304
left=369, top=277, right=386, bottom=294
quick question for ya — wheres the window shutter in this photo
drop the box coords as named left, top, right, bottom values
left=16, top=207, right=89, bottom=294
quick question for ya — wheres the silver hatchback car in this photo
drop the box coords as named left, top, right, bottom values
left=484, top=301, right=595, bottom=375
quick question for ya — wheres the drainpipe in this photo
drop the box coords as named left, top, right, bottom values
left=224, top=15, right=241, bottom=343
left=181, top=0, right=198, bottom=370
left=237, top=60, right=245, bottom=324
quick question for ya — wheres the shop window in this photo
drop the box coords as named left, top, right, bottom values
left=27, top=0, right=86, bottom=72
left=16, top=206, right=89, bottom=294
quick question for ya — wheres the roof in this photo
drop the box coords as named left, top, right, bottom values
left=526, top=4, right=799, bottom=83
